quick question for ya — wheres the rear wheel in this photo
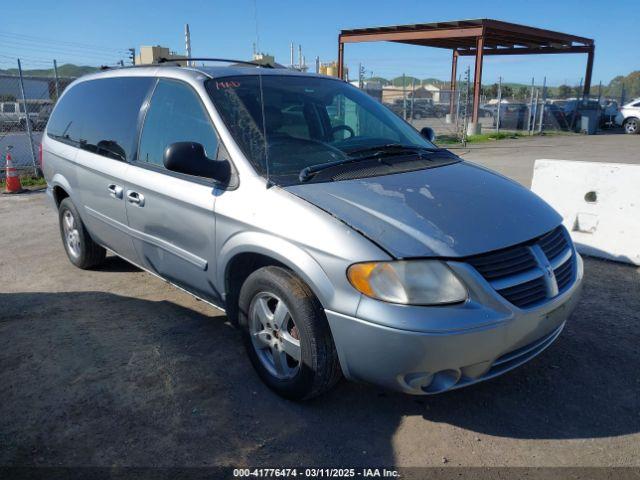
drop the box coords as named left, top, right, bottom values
left=238, top=266, right=342, bottom=400
left=58, top=198, right=106, bottom=269
left=624, top=117, right=639, bottom=134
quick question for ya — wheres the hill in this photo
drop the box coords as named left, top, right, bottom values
left=0, top=64, right=98, bottom=78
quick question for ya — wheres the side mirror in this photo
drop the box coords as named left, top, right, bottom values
left=420, top=127, right=436, bottom=143
left=163, top=142, right=231, bottom=183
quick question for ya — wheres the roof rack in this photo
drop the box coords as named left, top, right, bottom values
left=157, top=57, right=274, bottom=68
left=98, top=57, right=279, bottom=72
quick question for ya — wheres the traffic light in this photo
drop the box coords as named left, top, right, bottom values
left=128, top=48, right=136, bottom=65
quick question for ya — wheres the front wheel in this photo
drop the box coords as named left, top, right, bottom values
left=238, top=266, right=342, bottom=400
left=624, top=117, right=639, bottom=134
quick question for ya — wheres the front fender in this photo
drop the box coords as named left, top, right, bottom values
left=217, top=231, right=340, bottom=312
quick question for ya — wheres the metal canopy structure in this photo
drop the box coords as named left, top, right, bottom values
left=338, top=19, right=595, bottom=124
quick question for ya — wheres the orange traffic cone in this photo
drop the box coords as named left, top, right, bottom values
left=4, top=150, right=25, bottom=194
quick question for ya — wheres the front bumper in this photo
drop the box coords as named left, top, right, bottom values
left=326, top=254, right=583, bottom=395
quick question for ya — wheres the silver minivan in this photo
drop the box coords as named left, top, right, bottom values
left=43, top=62, right=583, bottom=400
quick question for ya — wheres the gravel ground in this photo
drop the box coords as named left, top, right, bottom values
left=1, top=135, right=639, bottom=469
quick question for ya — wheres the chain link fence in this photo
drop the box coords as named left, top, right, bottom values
left=356, top=73, right=623, bottom=144
left=0, top=60, right=76, bottom=178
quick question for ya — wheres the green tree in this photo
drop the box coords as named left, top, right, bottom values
left=605, top=71, right=640, bottom=99
left=391, top=75, right=420, bottom=87
left=517, top=86, right=529, bottom=99
left=484, top=83, right=499, bottom=98
left=557, top=84, right=572, bottom=98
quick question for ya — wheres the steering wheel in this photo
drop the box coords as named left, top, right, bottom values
left=331, top=124, right=355, bottom=140
left=267, top=136, right=347, bottom=160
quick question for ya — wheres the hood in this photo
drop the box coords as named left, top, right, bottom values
left=285, top=161, right=561, bottom=258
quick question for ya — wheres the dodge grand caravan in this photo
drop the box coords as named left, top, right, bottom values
left=43, top=61, right=583, bottom=400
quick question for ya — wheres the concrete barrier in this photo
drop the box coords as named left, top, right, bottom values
left=531, top=159, right=640, bottom=266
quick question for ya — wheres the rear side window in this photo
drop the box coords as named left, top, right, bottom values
left=47, top=77, right=154, bottom=161
left=138, top=79, right=218, bottom=168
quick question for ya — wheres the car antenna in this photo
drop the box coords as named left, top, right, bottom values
left=257, top=67, right=271, bottom=188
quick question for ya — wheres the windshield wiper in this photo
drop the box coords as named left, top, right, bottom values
left=299, top=156, right=372, bottom=183
left=298, top=144, right=443, bottom=183
left=346, top=143, right=439, bottom=158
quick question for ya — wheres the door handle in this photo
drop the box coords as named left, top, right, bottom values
left=107, top=184, right=123, bottom=199
left=126, top=190, right=145, bottom=207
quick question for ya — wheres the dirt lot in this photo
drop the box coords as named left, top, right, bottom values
left=1, top=134, right=639, bottom=469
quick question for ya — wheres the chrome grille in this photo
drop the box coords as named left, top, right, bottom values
left=497, top=276, right=547, bottom=308
left=466, top=226, right=575, bottom=309
left=466, top=245, right=537, bottom=280
left=538, top=225, right=569, bottom=260
left=554, top=257, right=574, bottom=292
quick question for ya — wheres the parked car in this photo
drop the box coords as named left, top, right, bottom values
left=615, top=98, right=640, bottom=134
left=43, top=64, right=583, bottom=400
left=0, top=101, right=39, bottom=131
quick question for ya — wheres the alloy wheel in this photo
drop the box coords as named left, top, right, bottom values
left=62, top=210, right=81, bottom=259
left=248, top=292, right=301, bottom=380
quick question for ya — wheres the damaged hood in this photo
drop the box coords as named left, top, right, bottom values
left=285, top=161, right=561, bottom=258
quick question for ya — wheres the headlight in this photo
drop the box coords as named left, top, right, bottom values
left=347, top=260, right=467, bottom=305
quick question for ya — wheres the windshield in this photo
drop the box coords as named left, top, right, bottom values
left=206, top=75, right=440, bottom=185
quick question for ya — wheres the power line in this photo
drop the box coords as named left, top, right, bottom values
left=0, top=41, right=123, bottom=61
left=0, top=30, right=128, bottom=53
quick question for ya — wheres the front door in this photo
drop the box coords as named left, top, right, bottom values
left=125, top=78, right=223, bottom=303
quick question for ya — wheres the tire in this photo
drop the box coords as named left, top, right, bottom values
left=623, top=117, right=639, bottom=134
left=58, top=198, right=106, bottom=269
left=238, top=266, right=342, bottom=400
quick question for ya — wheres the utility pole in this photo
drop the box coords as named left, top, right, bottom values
left=298, top=44, right=303, bottom=71
left=290, top=42, right=294, bottom=69
left=185, top=24, right=192, bottom=66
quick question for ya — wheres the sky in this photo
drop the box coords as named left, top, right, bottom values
left=1, top=0, right=637, bottom=86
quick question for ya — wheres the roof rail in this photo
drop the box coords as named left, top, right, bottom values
left=157, top=57, right=274, bottom=68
